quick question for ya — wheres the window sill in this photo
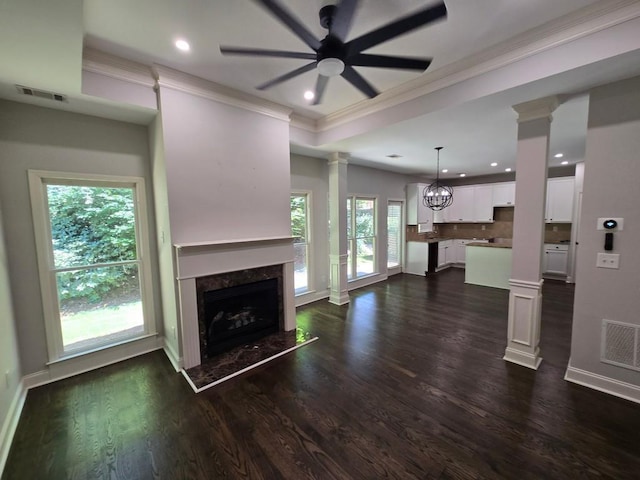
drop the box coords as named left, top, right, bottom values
left=47, top=333, right=158, bottom=366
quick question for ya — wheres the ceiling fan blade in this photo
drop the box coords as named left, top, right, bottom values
left=255, top=0, right=321, bottom=51
left=220, top=46, right=316, bottom=60
left=348, top=53, right=431, bottom=71
left=330, top=0, right=359, bottom=42
left=341, top=65, right=378, bottom=98
left=312, top=75, right=329, bottom=105
left=256, top=62, right=317, bottom=90
left=345, top=1, right=447, bottom=55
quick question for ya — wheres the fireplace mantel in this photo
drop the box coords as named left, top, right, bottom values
left=173, top=235, right=296, bottom=369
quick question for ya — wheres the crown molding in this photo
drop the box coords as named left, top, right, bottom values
left=82, top=48, right=155, bottom=88
left=290, top=113, right=318, bottom=132
left=153, top=65, right=292, bottom=122
left=316, top=0, right=640, bottom=133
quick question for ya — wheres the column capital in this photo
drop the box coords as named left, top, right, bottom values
left=328, top=152, right=350, bottom=165
left=512, top=96, right=559, bottom=123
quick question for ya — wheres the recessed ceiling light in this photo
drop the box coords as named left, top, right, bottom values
left=304, top=90, right=314, bottom=101
left=554, top=153, right=563, bottom=158
left=442, top=169, right=448, bottom=173
left=175, top=39, right=190, bottom=52
left=490, top=162, right=498, bottom=167
left=561, top=160, right=569, bottom=165
left=505, top=168, right=512, bottom=172
left=459, top=173, right=466, bottom=177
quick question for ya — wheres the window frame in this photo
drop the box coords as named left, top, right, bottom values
left=347, top=195, right=378, bottom=281
left=290, top=191, right=312, bottom=295
left=28, top=170, right=156, bottom=362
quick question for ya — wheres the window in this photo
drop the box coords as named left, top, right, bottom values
left=347, top=196, right=376, bottom=280
left=387, top=201, right=403, bottom=269
left=291, top=193, right=310, bottom=294
left=28, top=171, right=155, bottom=361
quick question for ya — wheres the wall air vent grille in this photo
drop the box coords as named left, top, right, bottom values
left=15, top=85, right=67, bottom=102
left=601, top=319, right=639, bottom=371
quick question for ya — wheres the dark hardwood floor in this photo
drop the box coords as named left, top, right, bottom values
left=4, top=269, right=640, bottom=479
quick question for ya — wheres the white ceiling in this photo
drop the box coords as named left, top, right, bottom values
left=2, top=0, right=639, bottom=179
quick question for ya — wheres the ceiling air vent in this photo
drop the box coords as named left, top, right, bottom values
left=16, top=85, right=67, bottom=102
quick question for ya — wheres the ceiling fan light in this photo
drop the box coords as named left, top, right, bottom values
left=317, top=57, right=345, bottom=76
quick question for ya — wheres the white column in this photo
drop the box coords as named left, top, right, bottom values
left=328, top=152, right=350, bottom=305
left=504, top=96, right=558, bottom=370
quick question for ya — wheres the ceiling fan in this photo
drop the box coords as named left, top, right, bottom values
left=220, top=0, right=447, bottom=105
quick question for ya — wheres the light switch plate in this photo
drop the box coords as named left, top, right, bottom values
left=597, top=253, right=620, bottom=269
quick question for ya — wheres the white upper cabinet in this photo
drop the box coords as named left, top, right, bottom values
left=437, top=185, right=491, bottom=222
left=474, top=185, right=494, bottom=222
left=406, top=183, right=434, bottom=228
left=445, top=186, right=475, bottom=222
left=545, top=177, right=574, bottom=223
left=492, top=182, right=515, bottom=206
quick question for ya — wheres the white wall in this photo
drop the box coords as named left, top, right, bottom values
left=0, top=100, right=162, bottom=375
left=569, top=76, right=640, bottom=393
left=0, top=198, right=22, bottom=472
left=290, top=154, right=330, bottom=305
left=157, top=87, right=292, bottom=244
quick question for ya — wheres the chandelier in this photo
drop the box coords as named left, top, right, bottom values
left=422, top=147, right=453, bottom=211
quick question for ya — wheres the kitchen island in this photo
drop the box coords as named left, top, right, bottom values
left=465, top=241, right=512, bottom=290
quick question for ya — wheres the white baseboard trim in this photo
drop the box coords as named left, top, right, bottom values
left=24, top=336, right=164, bottom=390
left=295, top=289, right=330, bottom=307
left=565, top=365, right=640, bottom=405
left=163, top=340, right=182, bottom=372
left=348, top=273, right=388, bottom=291
left=0, top=380, right=27, bottom=475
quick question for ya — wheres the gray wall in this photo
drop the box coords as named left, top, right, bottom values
left=348, top=163, right=413, bottom=282
left=0, top=198, right=21, bottom=456
left=0, top=100, right=162, bottom=375
left=570, top=76, right=640, bottom=386
left=290, top=154, right=330, bottom=305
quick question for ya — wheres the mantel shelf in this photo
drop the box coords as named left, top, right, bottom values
left=174, top=236, right=294, bottom=250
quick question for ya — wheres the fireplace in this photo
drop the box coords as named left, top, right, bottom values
left=196, top=264, right=283, bottom=361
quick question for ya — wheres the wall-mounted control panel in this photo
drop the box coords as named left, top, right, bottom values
left=596, top=217, right=624, bottom=231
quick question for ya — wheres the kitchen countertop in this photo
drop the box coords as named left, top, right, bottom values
left=467, top=241, right=512, bottom=248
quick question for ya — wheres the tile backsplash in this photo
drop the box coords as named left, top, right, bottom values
left=407, top=207, right=572, bottom=243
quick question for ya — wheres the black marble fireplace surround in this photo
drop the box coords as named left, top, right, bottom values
left=196, top=264, right=284, bottom=361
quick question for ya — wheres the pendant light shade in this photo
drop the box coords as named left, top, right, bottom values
left=423, top=147, right=454, bottom=211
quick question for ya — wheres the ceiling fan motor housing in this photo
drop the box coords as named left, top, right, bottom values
left=319, top=4, right=336, bottom=30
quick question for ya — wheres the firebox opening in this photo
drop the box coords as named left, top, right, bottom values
left=201, top=277, right=279, bottom=358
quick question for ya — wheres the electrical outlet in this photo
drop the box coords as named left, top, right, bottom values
left=5, top=370, right=10, bottom=388
left=552, top=226, right=558, bottom=232
left=481, top=225, right=486, bottom=231
left=453, top=225, right=457, bottom=230
left=172, top=326, right=177, bottom=339
left=597, top=253, right=620, bottom=269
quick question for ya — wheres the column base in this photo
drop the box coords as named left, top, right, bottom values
left=504, top=278, right=543, bottom=370
left=503, top=347, right=542, bottom=370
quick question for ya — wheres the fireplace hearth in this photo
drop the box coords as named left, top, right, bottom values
left=196, top=264, right=283, bottom=362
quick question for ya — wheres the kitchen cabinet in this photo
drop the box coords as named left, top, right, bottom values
left=434, top=185, right=493, bottom=223
left=437, top=240, right=453, bottom=269
left=474, top=185, right=494, bottom=222
left=492, top=182, right=515, bottom=206
left=545, top=177, right=574, bottom=223
left=543, top=244, right=569, bottom=275
left=406, top=241, right=429, bottom=276
left=406, top=183, right=434, bottom=229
